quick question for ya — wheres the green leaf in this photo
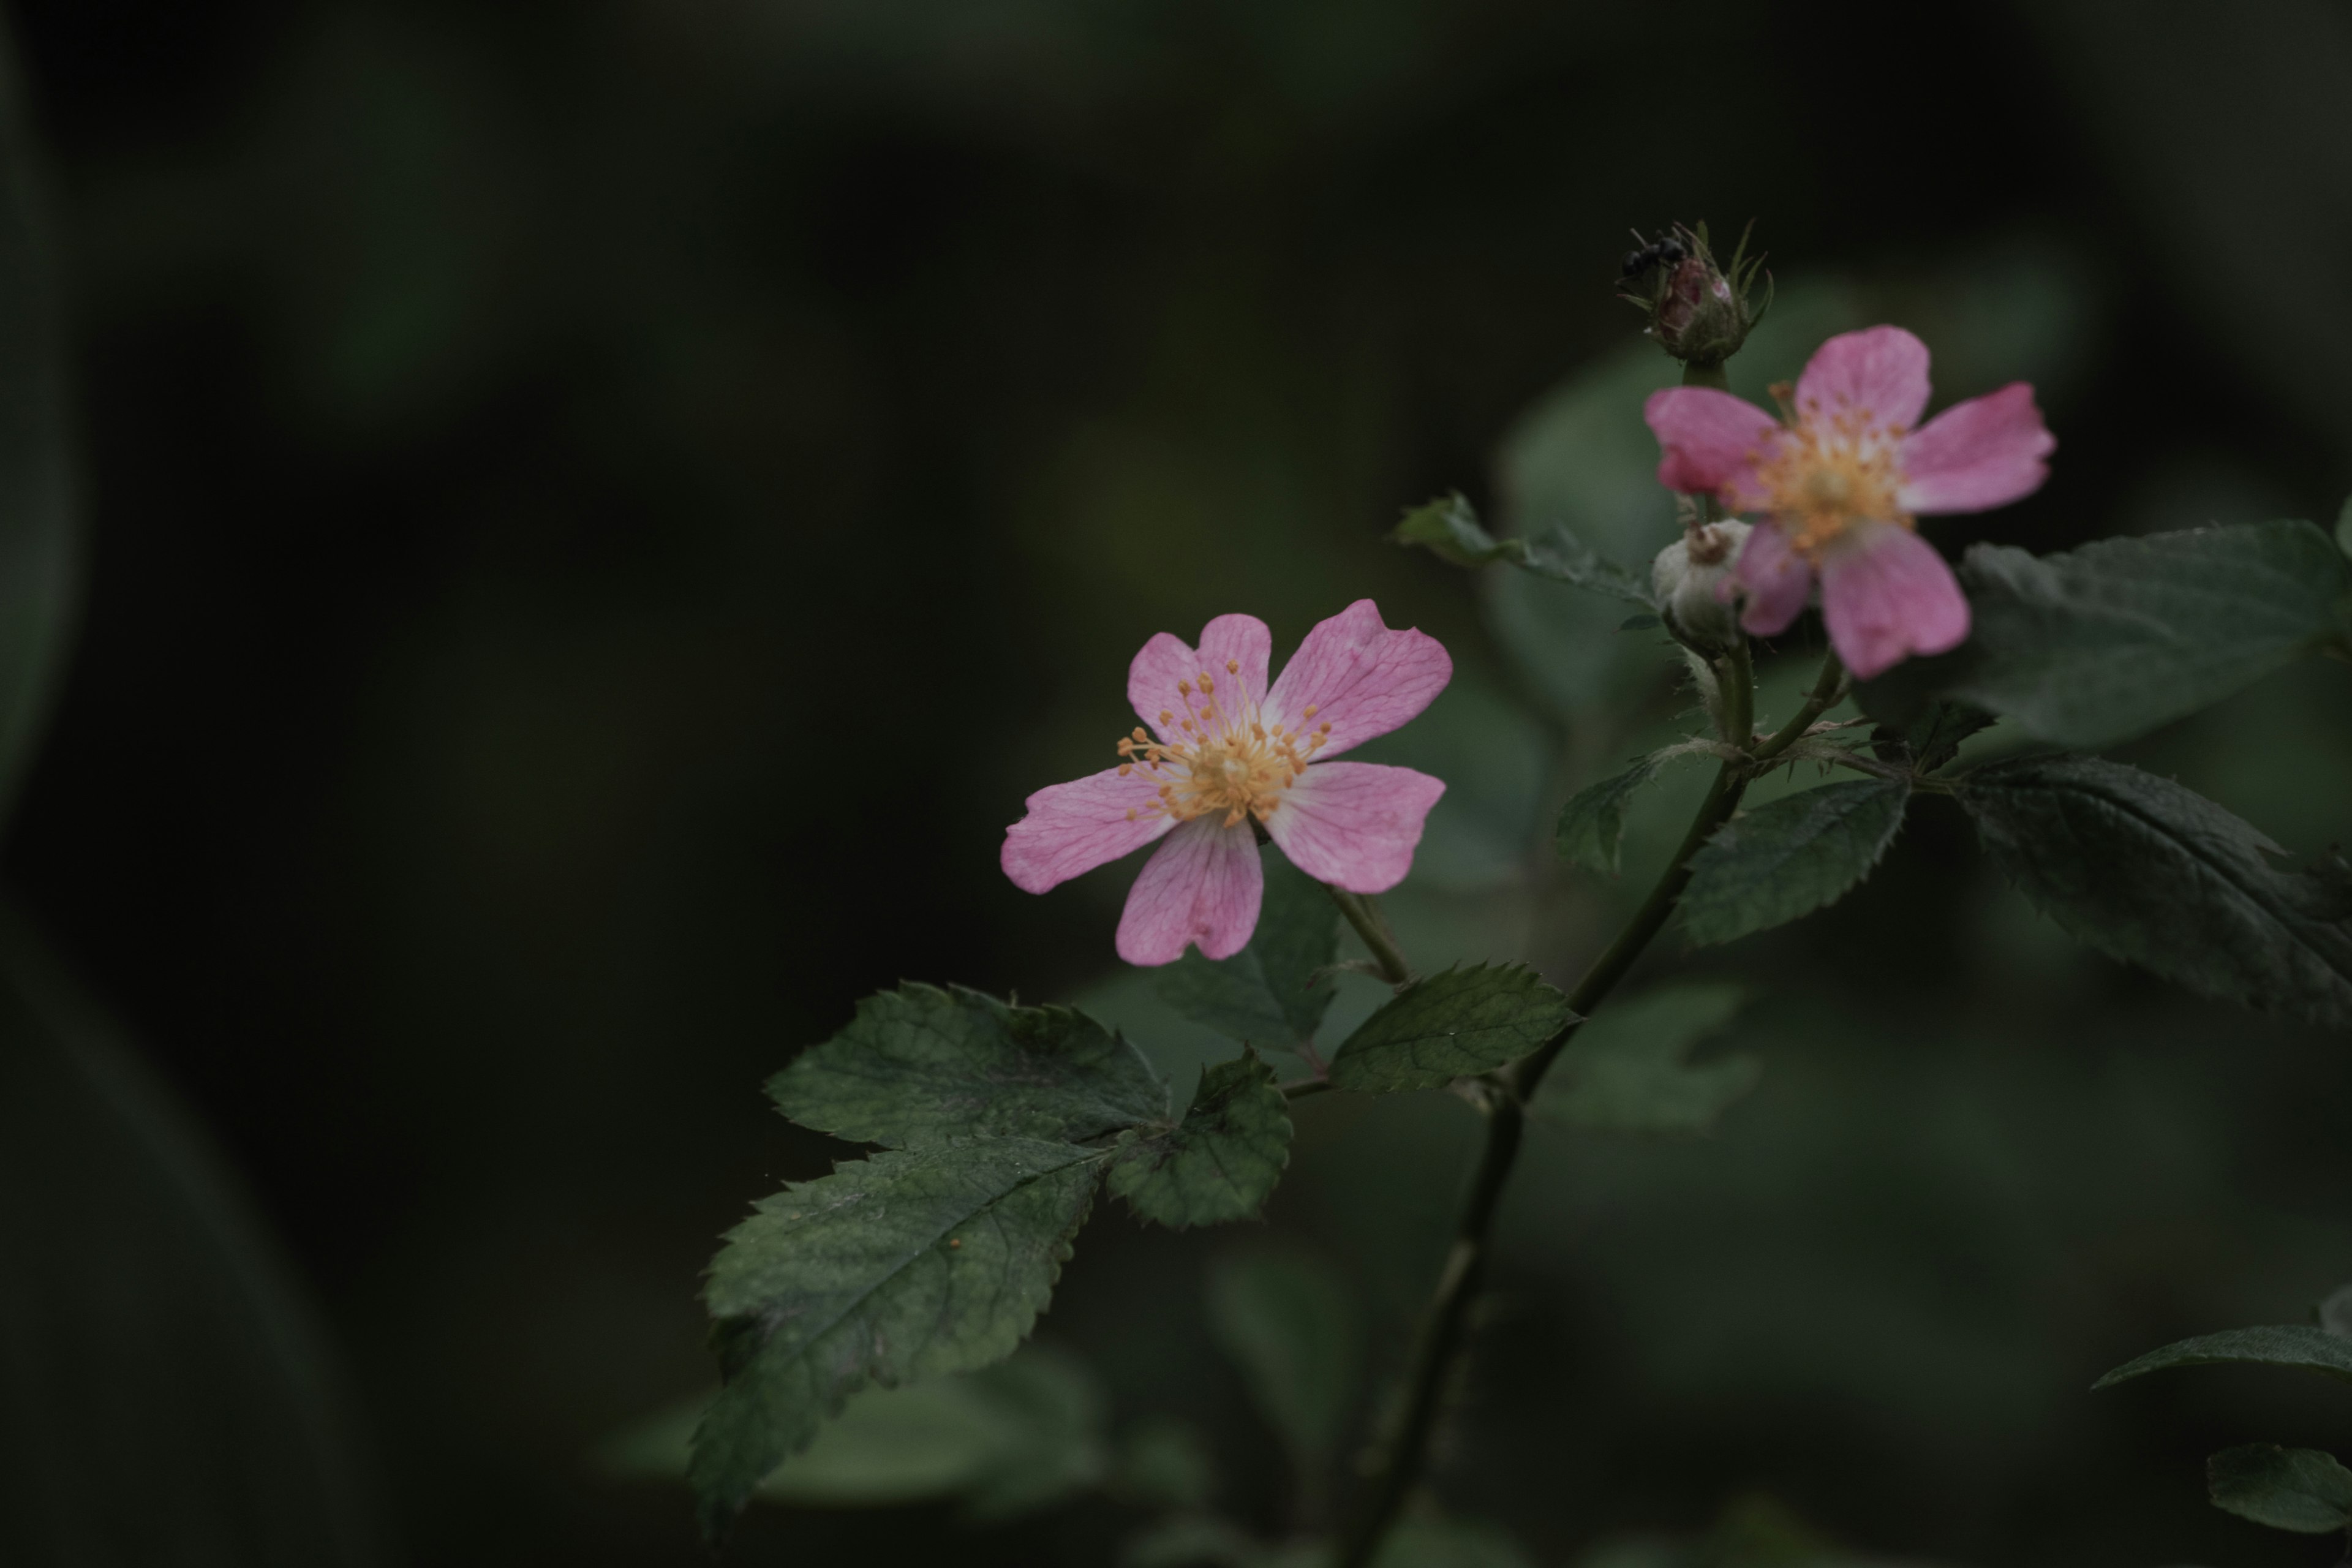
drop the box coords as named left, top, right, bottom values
left=1869, top=699, right=1995, bottom=775
left=1958, top=756, right=2352, bottom=1028
left=1532, top=983, right=1760, bottom=1136
left=1392, top=492, right=1653, bottom=608
left=2320, top=1282, right=2352, bottom=1339
left=1556, top=756, right=1664, bottom=875
left=1108, top=1050, right=1292, bottom=1227
left=601, top=1347, right=1106, bottom=1518
left=1156, top=852, right=1339, bottom=1049
left=1680, top=780, right=1911, bottom=948
left=690, top=1138, right=1106, bottom=1539
left=2336, top=493, right=2351, bottom=557
left=768, top=982, right=1167, bottom=1148
left=1206, top=1253, right=1362, bottom=1485
left=1122, top=1515, right=1268, bottom=1568
left=2094, top=1324, right=2352, bottom=1389
left=1858, top=522, right=2352, bottom=750
left=2206, top=1445, right=2352, bottom=1534
left=1373, top=1519, right=1539, bottom=1568
left=1326, top=964, right=1576, bottom=1093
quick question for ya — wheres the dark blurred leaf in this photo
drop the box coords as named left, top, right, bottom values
left=1205, top=1252, right=1361, bottom=1487
left=1532, top=983, right=1760, bottom=1136
left=1558, top=756, right=1665, bottom=875
left=2337, top=494, right=2352, bottom=557
left=1960, top=756, right=2352, bottom=1028
left=1869, top=700, right=1995, bottom=775
left=601, top=1346, right=1105, bottom=1517
left=1156, top=852, right=1338, bottom=1050
left=1109, top=1050, right=1291, bottom=1228
left=0, top=28, right=77, bottom=831
left=1681, top=780, right=1911, bottom=948
left=0, top=917, right=389, bottom=1567
left=2321, top=1283, right=2352, bottom=1339
left=1122, top=1514, right=1267, bottom=1568
left=1393, top=492, right=1653, bottom=608
left=767, top=982, right=1167, bottom=1147
left=2094, top=1324, right=2352, bottom=1388
left=1858, top=522, right=2352, bottom=750
left=1114, top=1417, right=1219, bottom=1512
left=1371, top=1518, right=1538, bottom=1568
left=2206, top=1444, right=2352, bottom=1534
left=1327, top=965, right=1575, bottom=1092
left=690, top=1139, right=1105, bottom=1539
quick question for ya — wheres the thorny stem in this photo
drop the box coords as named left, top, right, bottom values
left=1332, top=639, right=1764, bottom=1568
left=1329, top=886, right=1414, bottom=986
left=1750, top=650, right=1846, bottom=766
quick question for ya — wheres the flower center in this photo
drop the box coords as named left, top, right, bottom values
left=1752, top=382, right=1913, bottom=558
left=1115, top=660, right=1332, bottom=828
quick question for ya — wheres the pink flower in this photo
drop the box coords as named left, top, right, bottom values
left=1002, top=601, right=1452, bottom=966
left=1643, top=325, right=2055, bottom=679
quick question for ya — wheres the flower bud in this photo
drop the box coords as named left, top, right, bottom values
left=1651, top=521, right=1751, bottom=652
left=1620, top=221, right=1769, bottom=372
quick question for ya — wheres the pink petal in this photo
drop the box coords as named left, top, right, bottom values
left=1128, top=614, right=1273, bottom=742
left=1643, top=387, right=1780, bottom=508
left=1001, top=766, right=1175, bottom=894
left=1115, top=816, right=1263, bottom=965
left=1819, top=521, right=1971, bottom=680
left=1264, top=761, right=1446, bottom=895
left=1263, top=600, right=1452, bottom=760
left=1895, top=382, right=2054, bottom=514
left=1794, top=326, right=1932, bottom=432
left=1727, top=520, right=1815, bottom=636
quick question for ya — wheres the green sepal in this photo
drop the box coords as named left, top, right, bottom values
left=1155, top=851, right=1338, bottom=1050
left=1679, top=779, right=1911, bottom=948
left=1959, top=755, right=2352, bottom=1028
left=689, top=1138, right=1106, bottom=1540
left=1107, top=1050, right=1292, bottom=1228
left=1530, top=982, right=1760, bottom=1136
left=1326, top=964, right=1576, bottom=1093
left=2207, top=1444, right=2352, bottom=1534
left=767, top=982, right=1167, bottom=1148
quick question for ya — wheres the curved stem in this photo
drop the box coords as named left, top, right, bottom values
left=1329, top=887, right=1414, bottom=986
left=1332, top=642, right=1759, bottom=1568
left=1749, top=649, right=1845, bottom=766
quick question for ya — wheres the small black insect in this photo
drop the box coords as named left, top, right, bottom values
left=1619, top=233, right=1689, bottom=278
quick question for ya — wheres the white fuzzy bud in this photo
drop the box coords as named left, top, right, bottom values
left=1650, top=521, right=1751, bottom=653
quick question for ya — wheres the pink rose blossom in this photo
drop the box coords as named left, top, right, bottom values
left=1002, top=600, right=1452, bottom=966
left=1643, top=325, right=2055, bottom=679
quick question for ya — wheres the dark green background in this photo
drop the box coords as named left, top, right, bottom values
left=6, top=1, right=2352, bottom=1563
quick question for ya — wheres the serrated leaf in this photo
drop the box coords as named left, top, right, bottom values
left=1959, top=756, right=2352, bottom=1028
left=1327, top=964, right=1575, bottom=1092
left=1392, top=492, right=1653, bottom=608
left=1206, top=1252, right=1361, bottom=1487
left=1856, top=522, right=2352, bottom=750
left=1557, top=756, right=1664, bottom=875
left=2206, top=1445, right=2352, bottom=1534
left=2094, top=1324, right=2352, bottom=1389
left=768, top=982, right=1167, bottom=1148
left=1155, top=852, right=1339, bottom=1049
left=1108, top=1051, right=1291, bottom=1227
left=1680, top=780, right=1911, bottom=948
left=1532, top=982, right=1760, bottom=1135
left=1869, top=698, right=1994, bottom=775
left=690, top=1139, right=1106, bottom=1539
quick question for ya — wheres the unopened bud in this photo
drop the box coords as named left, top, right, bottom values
left=1651, top=521, right=1751, bottom=652
left=1620, top=221, right=1769, bottom=371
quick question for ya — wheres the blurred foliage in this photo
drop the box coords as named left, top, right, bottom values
left=7, top=1, right=2352, bottom=1566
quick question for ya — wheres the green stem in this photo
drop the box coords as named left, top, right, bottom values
left=1329, top=887, right=1414, bottom=986
left=1332, top=641, right=1758, bottom=1568
left=1749, top=649, right=1844, bottom=766
left=1681, top=360, right=1730, bottom=391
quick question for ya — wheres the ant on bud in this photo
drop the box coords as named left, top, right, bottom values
left=1619, top=232, right=1688, bottom=280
